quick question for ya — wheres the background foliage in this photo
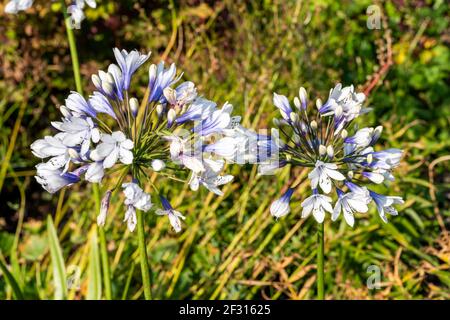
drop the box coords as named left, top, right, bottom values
left=0, top=0, right=449, bottom=299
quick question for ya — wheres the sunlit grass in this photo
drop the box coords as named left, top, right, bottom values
left=0, top=0, right=449, bottom=299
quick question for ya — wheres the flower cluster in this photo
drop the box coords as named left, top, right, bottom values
left=67, top=0, right=97, bottom=27
left=4, top=0, right=32, bottom=14
left=265, top=84, right=404, bottom=226
left=32, top=47, right=241, bottom=233
left=5, top=0, right=96, bottom=28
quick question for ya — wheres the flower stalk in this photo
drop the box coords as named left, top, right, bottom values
left=93, top=183, right=112, bottom=299
left=137, top=209, right=152, bottom=299
left=60, top=0, right=83, bottom=94
left=317, top=222, right=324, bottom=300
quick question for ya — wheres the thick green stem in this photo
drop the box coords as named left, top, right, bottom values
left=60, top=0, right=83, bottom=94
left=137, top=210, right=152, bottom=299
left=93, top=184, right=112, bottom=300
left=98, top=228, right=112, bottom=300
left=317, top=222, right=325, bottom=299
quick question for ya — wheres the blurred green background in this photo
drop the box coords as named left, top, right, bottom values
left=0, top=0, right=449, bottom=299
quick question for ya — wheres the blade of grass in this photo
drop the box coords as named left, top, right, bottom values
left=0, top=100, right=26, bottom=193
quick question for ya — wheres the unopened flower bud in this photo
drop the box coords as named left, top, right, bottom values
left=156, top=104, right=164, bottom=117
left=293, top=97, right=301, bottom=110
left=315, top=98, right=322, bottom=110
left=310, top=120, right=318, bottom=130
left=340, top=129, right=348, bottom=139
left=68, top=148, right=79, bottom=159
left=149, top=64, right=157, bottom=85
left=151, top=159, right=166, bottom=172
left=327, top=145, right=334, bottom=158
left=60, top=105, right=71, bottom=118
left=299, top=87, right=307, bottom=109
left=300, top=121, right=307, bottom=133
left=106, top=72, right=115, bottom=85
left=371, top=126, right=383, bottom=144
left=167, top=108, right=176, bottom=127
left=97, top=190, right=112, bottom=227
left=347, top=171, right=354, bottom=179
left=293, top=133, right=301, bottom=144
left=272, top=118, right=280, bottom=127
left=319, top=145, right=327, bottom=156
left=91, top=74, right=101, bottom=89
left=289, top=112, right=299, bottom=123
left=129, top=97, right=139, bottom=117
left=367, top=154, right=373, bottom=164
left=280, top=110, right=289, bottom=121
left=102, top=81, right=114, bottom=96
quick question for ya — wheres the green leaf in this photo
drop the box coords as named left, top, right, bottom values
left=0, top=252, right=24, bottom=299
left=46, top=215, right=67, bottom=300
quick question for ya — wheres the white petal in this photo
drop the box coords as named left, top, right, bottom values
left=103, top=147, right=119, bottom=168
left=181, top=156, right=205, bottom=173
left=301, top=203, right=313, bottom=218
left=319, top=174, right=332, bottom=194
left=324, top=168, right=346, bottom=181
left=168, top=213, right=182, bottom=233
left=121, top=139, right=134, bottom=150
left=119, top=148, right=133, bottom=165
left=189, top=176, right=200, bottom=191
left=343, top=210, right=355, bottom=227
left=312, top=207, right=325, bottom=223
left=347, top=198, right=369, bottom=213
left=332, top=202, right=341, bottom=221
left=91, top=128, right=100, bottom=143
left=321, top=199, right=334, bottom=213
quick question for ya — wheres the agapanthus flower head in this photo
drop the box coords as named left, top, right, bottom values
left=32, top=47, right=241, bottom=233
left=4, top=0, right=33, bottom=14
left=5, top=0, right=97, bottom=29
left=67, top=0, right=97, bottom=28
left=263, top=84, right=404, bottom=226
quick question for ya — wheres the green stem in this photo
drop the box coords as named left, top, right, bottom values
left=317, top=222, right=325, bottom=300
left=60, top=0, right=83, bottom=94
left=137, top=210, right=152, bottom=299
left=98, top=228, right=112, bottom=299
left=93, top=184, right=112, bottom=300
